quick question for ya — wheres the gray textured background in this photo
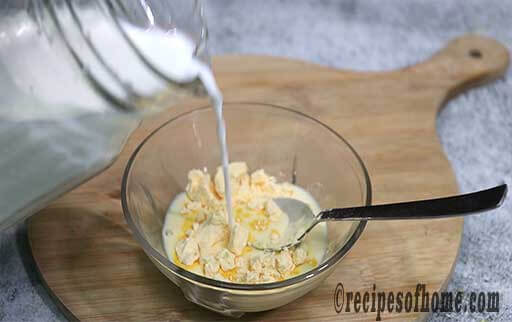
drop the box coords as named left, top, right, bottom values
left=1, top=0, right=511, bottom=321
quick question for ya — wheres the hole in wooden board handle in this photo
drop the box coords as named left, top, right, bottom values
left=469, top=48, right=483, bottom=59
left=405, top=34, right=509, bottom=98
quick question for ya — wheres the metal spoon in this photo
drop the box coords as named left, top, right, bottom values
left=251, top=184, right=507, bottom=251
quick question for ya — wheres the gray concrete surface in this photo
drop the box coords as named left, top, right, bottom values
left=1, top=0, right=511, bottom=321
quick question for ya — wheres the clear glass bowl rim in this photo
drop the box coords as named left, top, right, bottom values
left=121, top=101, right=372, bottom=291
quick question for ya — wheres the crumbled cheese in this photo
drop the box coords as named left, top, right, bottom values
left=292, top=246, right=308, bottom=265
left=276, top=250, right=295, bottom=274
left=249, top=254, right=264, bottom=273
left=170, top=162, right=323, bottom=284
left=214, top=162, right=249, bottom=197
left=217, top=248, right=236, bottom=271
left=261, top=273, right=276, bottom=283
left=196, top=223, right=229, bottom=258
left=262, top=253, right=276, bottom=269
left=196, top=210, right=207, bottom=222
left=210, top=208, right=227, bottom=225
left=250, top=169, right=279, bottom=194
left=186, top=170, right=219, bottom=206
left=175, top=237, right=199, bottom=265
left=246, top=271, right=260, bottom=284
left=228, top=223, right=249, bottom=255
left=261, top=269, right=280, bottom=283
left=230, top=162, right=249, bottom=177
left=251, top=169, right=273, bottom=186
left=203, top=256, right=220, bottom=277
left=235, top=182, right=251, bottom=204
left=235, top=269, right=247, bottom=282
left=182, top=200, right=202, bottom=213
left=235, top=256, right=247, bottom=269
left=247, top=196, right=266, bottom=210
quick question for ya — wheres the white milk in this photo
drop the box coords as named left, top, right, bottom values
left=122, top=24, right=234, bottom=227
left=194, top=70, right=234, bottom=229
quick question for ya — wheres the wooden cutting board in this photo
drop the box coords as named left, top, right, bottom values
left=28, top=35, right=508, bottom=321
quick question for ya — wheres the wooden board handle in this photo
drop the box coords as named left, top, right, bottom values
left=405, top=34, right=509, bottom=101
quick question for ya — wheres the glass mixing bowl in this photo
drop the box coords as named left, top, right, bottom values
left=121, top=102, right=371, bottom=317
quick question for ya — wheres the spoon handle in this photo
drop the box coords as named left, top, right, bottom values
left=319, top=184, right=507, bottom=221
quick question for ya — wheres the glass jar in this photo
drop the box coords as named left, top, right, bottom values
left=0, top=0, right=208, bottom=230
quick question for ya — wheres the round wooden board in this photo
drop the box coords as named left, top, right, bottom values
left=28, top=35, right=508, bottom=321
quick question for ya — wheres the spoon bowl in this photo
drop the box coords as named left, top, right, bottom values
left=254, top=184, right=508, bottom=252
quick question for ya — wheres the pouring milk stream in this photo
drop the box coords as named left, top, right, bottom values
left=124, top=24, right=235, bottom=228
left=0, top=9, right=234, bottom=230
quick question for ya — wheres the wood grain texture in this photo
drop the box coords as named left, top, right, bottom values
left=28, top=34, right=509, bottom=321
